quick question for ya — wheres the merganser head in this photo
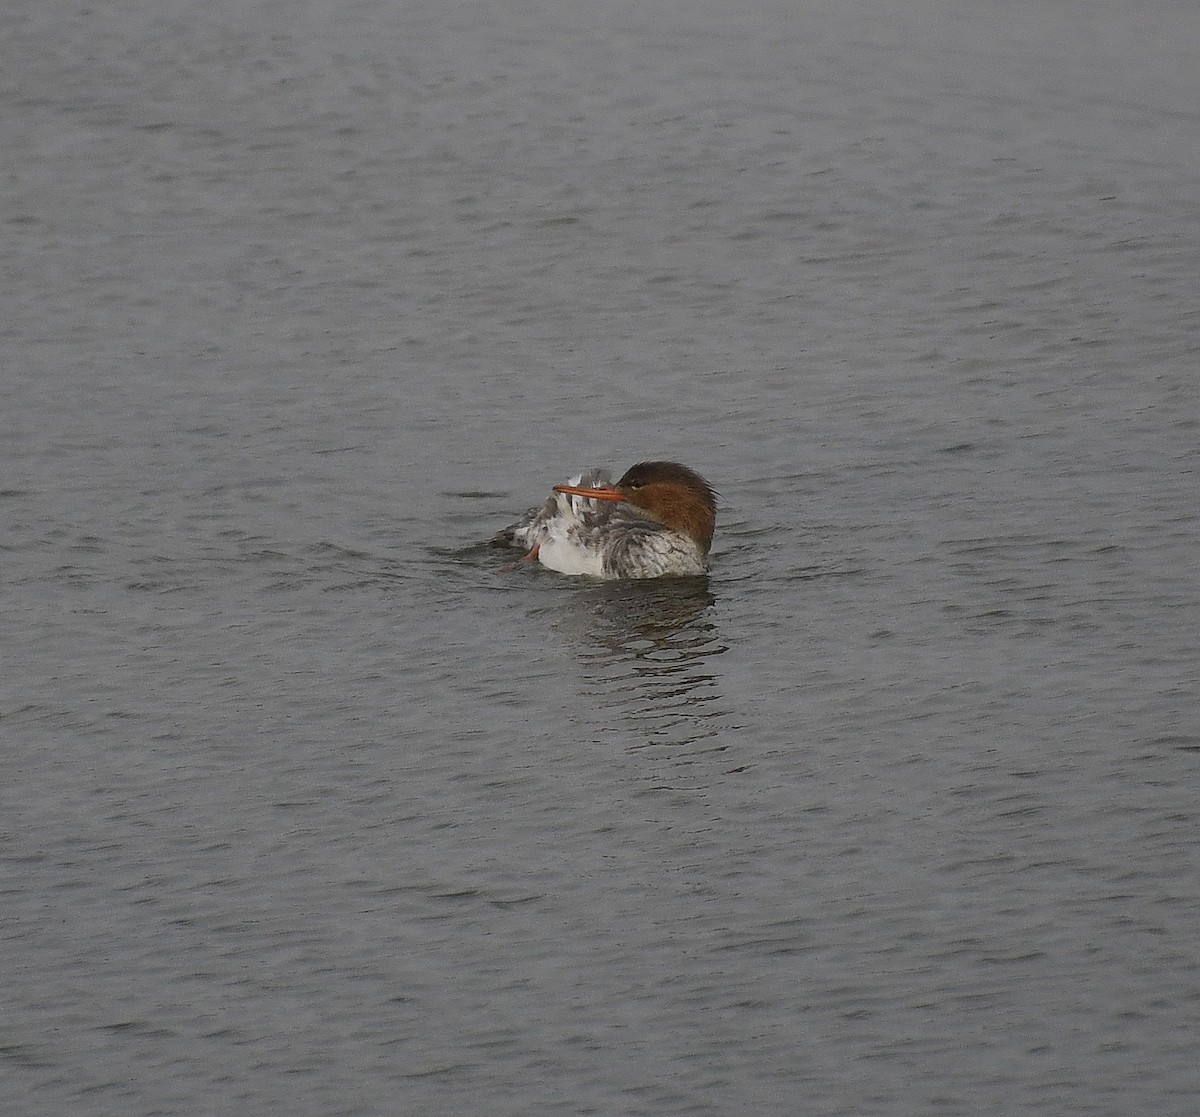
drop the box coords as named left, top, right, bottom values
left=554, top=460, right=717, bottom=555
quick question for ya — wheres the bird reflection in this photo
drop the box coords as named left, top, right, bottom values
left=577, top=576, right=716, bottom=648
left=555, top=578, right=732, bottom=788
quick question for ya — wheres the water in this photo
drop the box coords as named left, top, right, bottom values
left=3, top=1, right=1199, bottom=1113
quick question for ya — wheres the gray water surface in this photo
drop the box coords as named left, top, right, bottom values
left=4, top=1, right=1199, bottom=1114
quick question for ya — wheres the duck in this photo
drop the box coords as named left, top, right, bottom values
left=492, top=461, right=717, bottom=579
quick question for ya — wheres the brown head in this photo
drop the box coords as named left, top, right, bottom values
left=554, top=460, right=717, bottom=555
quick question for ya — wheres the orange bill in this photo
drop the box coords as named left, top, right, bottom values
left=553, top=483, right=626, bottom=501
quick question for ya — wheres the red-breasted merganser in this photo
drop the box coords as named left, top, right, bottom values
left=492, top=461, right=717, bottom=579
